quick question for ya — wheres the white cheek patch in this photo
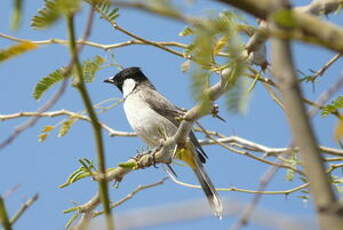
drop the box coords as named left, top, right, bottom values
left=122, top=78, right=136, bottom=98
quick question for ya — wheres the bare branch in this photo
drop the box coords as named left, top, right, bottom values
left=94, top=177, right=168, bottom=217
left=67, top=178, right=167, bottom=229
left=308, top=71, right=343, bottom=117
left=0, top=78, right=69, bottom=150
left=229, top=163, right=280, bottom=230
left=296, top=0, right=343, bottom=15
left=0, top=110, right=136, bottom=137
left=218, top=0, right=343, bottom=54
left=309, top=54, right=342, bottom=82
left=168, top=171, right=308, bottom=195
left=10, top=194, right=39, bottom=225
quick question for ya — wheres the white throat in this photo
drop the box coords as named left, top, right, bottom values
left=122, top=78, right=137, bottom=98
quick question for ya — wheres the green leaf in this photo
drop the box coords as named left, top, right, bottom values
left=65, top=213, right=79, bottom=229
left=285, top=153, right=297, bottom=181
left=179, top=26, right=193, bottom=36
left=33, top=67, right=68, bottom=100
left=31, top=0, right=80, bottom=29
left=213, top=35, right=229, bottom=56
left=191, top=68, right=211, bottom=113
left=58, top=118, right=77, bottom=137
left=335, top=2, right=343, bottom=15
left=87, top=0, right=119, bottom=24
left=82, top=55, right=106, bottom=83
left=335, top=117, right=343, bottom=141
left=0, top=41, right=38, bottom=63
left=321, top=96, right=343, bottom=116
left=42, top=125, right=55, bottom=133
left=11, top=0, right=23, bottom=30
left=59, top=159, right=94, bottom=188
left=31, top=0, right=61, bottom=29
left=225, top=74, right=250, bottom=114
left=56, top=0, right=80, bottom=15
left=38, top=133, right=49, bottom=142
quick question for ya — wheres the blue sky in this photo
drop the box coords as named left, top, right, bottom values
left=1, top=0, right=342, bottom=230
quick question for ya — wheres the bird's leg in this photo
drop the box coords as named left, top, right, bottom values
left=151, top=144, right=163, bottom=168
left=211, top=104, right=226, bottom=122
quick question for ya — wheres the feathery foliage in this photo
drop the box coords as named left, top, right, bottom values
left=31, top=0, right=80, bottom=29
left=321, top=96, right=343, bottom=116
left=58, top=118, right=77, bottom=137
left=184, top=11, right=248, bottom=113
left=86, top=0, right=119, bottom=24
left=59, top=159, right=94, bottom=188
left=82, top=55, right=106, bottom=83
left=0, top=41, right=37, bottom=63
left=38, top=125, right=55, bottom=142
left=33, top=55, right=106, bottom=100
left=225, top=76, right=251, bottom=114
left=11, top=0, right=23, bottom=30
left=31, top=0, right=61, bottom=29
left=33, top=68, right=67, bottom=100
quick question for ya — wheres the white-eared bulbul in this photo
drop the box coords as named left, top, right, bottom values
left=104, top=67, right=223, bottom=218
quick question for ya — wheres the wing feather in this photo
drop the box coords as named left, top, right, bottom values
left=141, top=86, right=207, bottom=163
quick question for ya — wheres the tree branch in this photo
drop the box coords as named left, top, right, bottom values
left=270, top=1, right=343, bottom=229
left=218, top=0, right=343, bottom=54
left=10, top=194, right=39, bottom=225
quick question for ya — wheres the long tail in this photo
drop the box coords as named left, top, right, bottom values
left=192, top=160, right=223, bottom=219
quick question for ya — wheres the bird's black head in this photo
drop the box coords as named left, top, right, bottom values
left=104, top=67, right=150, bottom=92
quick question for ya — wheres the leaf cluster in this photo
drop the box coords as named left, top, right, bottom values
left=182, top=11, right=250, bottom=114
left=33, top=55, right=106, bottom=100
left=85, top=0, right=119, bottom=24
left=60, top=158, right=95, bottom=188
left=31, top=0, right=81, bottom=29
left=321, top=96, right=343, bottom=117
left=0, top=42, right=37, bottom=63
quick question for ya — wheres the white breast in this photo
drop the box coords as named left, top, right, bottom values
left=123, top=91, right=177, bottom=147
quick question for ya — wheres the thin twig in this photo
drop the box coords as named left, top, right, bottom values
left=310, top=54, right=342, bottom=81
left=229, top=163, right=281, bottom=230
left=111, top=22, right=185, bottom=58
left=308, top=72, right=343, bottom=118
left=94, top=177, right=168, bottom=217
left=0, top=110, right=136, bottom=137
left=67, top=177, right=167, bottom=229
left=10, top=194, right=39, bottom=225
left=0, top=77, right=69, bottom=150
left=2, top=111, right=343, bottom=157
left=168, top=171, right=308, bottom=195
left=196, top=122, right=303, bottom=175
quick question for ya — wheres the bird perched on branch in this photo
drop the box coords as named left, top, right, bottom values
left=104, top=67, right=223, bottom=218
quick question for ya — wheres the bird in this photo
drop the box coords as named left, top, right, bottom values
left=104, top=67, right=223, bottom=218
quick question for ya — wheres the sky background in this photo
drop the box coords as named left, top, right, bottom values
left=1, top=0, right=343, bottom=230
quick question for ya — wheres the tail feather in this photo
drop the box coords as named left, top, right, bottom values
left=192, top=161, right=223, bottom=219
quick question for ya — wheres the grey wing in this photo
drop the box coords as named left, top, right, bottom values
left=142, top=88, right=208, bottom=163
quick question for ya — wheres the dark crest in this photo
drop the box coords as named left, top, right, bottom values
left=104, top=67, right=149, bottom=92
